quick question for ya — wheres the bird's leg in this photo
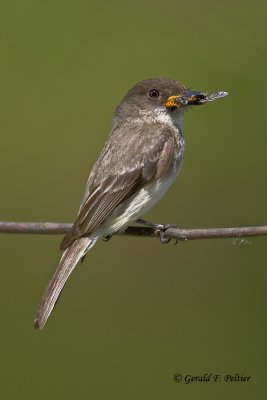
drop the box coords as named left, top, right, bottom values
left=135, top=219, right=177, bottom=244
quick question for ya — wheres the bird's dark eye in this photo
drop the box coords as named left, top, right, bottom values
left=149, top=89, right=159, bottom=98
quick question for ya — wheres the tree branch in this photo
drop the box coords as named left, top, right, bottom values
left=0, top=221, right=266, bottom=241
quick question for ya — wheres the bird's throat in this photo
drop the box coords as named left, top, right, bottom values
left=138, top=108, right=184, bottom=134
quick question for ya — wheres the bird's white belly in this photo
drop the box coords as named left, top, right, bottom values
left=100, top=161, right=182, bottom=236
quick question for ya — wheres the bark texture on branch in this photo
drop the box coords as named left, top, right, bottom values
left=0, top=221, right=266, bottom=241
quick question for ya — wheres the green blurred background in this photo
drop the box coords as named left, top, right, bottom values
left=0, top=0, right=266, bottom=398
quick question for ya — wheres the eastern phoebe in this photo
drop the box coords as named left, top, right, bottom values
left=34, top=78, right=227, bottom=329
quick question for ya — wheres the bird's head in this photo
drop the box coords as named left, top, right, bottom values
left=115, top=78, right=227, bottom=126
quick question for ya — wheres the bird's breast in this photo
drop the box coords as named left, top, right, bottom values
left=100, top=138, right=185, bottom=236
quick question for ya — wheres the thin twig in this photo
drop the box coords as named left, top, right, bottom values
left=0, top=221, right=266, bottom=241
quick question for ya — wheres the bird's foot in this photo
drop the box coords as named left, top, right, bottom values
left=155, top=223, right=178, bottom=244
left=136, top=219, right=178, bottom=244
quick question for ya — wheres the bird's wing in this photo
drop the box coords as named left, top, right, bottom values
left=60, top=133, right=176, bottom=250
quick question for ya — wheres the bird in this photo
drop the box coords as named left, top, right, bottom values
left=34, top=77, right=228, bottom=329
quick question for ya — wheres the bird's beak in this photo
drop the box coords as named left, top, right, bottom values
left=165, top=90, right=228, bottom=109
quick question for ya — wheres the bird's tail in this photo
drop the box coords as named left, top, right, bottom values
left=34, top=236, right=97, bottom=329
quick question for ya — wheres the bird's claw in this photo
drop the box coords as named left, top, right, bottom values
left=154, top=223, right=178, bottom=245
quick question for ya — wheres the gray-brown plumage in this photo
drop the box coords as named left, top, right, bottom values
left=60, top=125, right=179, bottom=250
left=34, top=77, right=226, bottom=329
